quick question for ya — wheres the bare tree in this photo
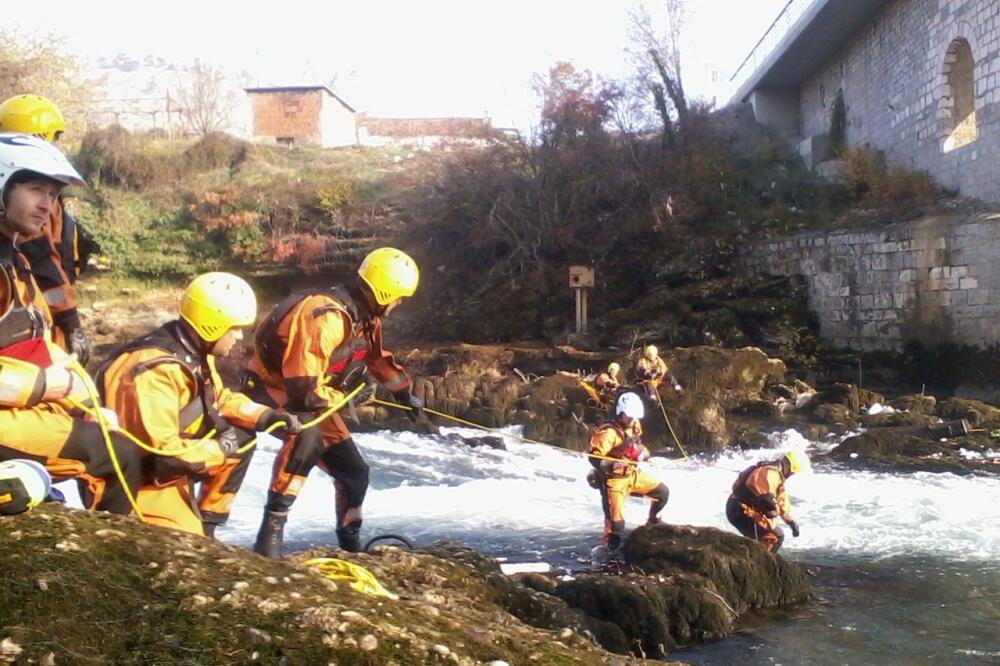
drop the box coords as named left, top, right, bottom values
left=0, top=29, right=104, bottom=139
left=175, top=60, right=235, bottom=137
left=628, top=1, right=688, bottom=149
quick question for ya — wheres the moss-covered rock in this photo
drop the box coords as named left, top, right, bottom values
left=550, top=524, right=811, bottom=658
left=936, top=397, right=1000, bottom=427
left=828, top=427, right=1000, bottom=474
left=813, top=403, right=859, bottom=427
left=812, top=383, right=884, bottom=413
left=0, top=504, right=661, bottom=665
left=890, top=394, right=937, bottom=414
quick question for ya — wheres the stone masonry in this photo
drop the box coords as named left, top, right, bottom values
left=799, top=0, right=1000, bottom=203
left=749, top=212, right=1000, bottom=350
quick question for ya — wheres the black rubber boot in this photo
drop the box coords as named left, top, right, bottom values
left=202, top=522, right=218, bottom=539
left=335, top=520, right=363, bottom=552
left=253, top=510, right=288, bottom=559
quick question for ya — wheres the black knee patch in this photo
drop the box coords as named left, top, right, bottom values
left=321, top=438, right=369, bottom=507
left=284, top=428, right=327, bottom=476
left=0, top=477, right=32, bottom=515
left=649, top=483, right=670, bottom=512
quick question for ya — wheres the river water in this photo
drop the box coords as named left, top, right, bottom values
left=61, top=426, right=1000, bottom=664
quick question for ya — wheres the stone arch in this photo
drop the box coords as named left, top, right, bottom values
left=940, top=37, right=977, bottom=152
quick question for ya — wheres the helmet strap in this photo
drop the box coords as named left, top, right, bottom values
left=177, top=318, right=215, bottom=355
left=350, top=281, right=378, bottom=319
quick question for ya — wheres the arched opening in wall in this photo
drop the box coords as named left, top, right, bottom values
left=940, top=38, right=977, bottom=152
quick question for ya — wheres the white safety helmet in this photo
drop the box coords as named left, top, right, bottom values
left=0, top=132, right=84, bottom=210
left=0, top=459, right=51, bottom=515
left=615, top=392, right=645, bottom=420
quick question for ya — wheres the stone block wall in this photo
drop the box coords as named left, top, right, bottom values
left=798, top=0, right=1000, bottom=204
left=749, top=213, right=1000, bottom=350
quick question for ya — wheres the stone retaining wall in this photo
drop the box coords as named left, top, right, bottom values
left=749, top=212, right=1000, bottom=350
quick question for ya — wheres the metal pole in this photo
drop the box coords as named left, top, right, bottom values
left=581, top=288, right=588, bottom=333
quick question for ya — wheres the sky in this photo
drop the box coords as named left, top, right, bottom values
left=7, top=0, right=789, bottom=131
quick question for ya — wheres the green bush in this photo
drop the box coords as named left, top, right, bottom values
left=75, top=127, right=169, bottom=189
left=183, top=132, right=253, bottom=172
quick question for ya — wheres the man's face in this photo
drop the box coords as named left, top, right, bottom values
left=211, top=327, right=244, bottom=357
left=2, top=179, right=60, bottom=236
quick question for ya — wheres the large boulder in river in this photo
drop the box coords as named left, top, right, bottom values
left=828, top=426, right=1000, bottom=474
left=936, top=397, right=1000, bottom=427
left=664, top=346, right=787, bottom=408
left=551, top=524, right=811, bottom=657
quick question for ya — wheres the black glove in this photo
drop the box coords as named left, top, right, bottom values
left=353, top=384, right=377, bottom=405
left=255, top=409, right=303, bottom=434
left=68, top=328, right=90, bottom=366
left=392, top=389, right=423, bottom=422
left=53, top=309, right=90, bottom=366
left=788, top=521, right=800, bottom=538
left=217, top=429, right=241, bottom=458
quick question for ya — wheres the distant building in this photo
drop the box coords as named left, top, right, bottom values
left=245, top=86, right=357, bottom=148
left=357, top=114, right=506, bottom=148
left=732, top=0, right=1000, bottom=204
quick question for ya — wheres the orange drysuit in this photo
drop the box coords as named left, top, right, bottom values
left=588, top=419, right=669, bottom=549
left=245, top=285, right=411, bottom=538
left=18, top=199, right=87, bottom=352
left=0, top=238, right=139, bottom=513
left=100, top=320, right=269, bottom=534
left=726, top=461, right=795, bottom=552
left=593, top=371, right=620, bottom=403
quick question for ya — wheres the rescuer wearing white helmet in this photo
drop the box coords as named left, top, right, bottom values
left=587, top=391, right=670, bottom=553
left=0, top=132, right=141, bottom=514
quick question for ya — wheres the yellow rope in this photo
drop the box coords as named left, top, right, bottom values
left=67, top=359, right=144, bottom=521
left=68, top=383, right=365, bottom=458
left=371, top=397, right=649, bottom=466
left=653, top=389, right=689, bottom=460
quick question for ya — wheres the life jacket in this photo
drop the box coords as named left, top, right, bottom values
left=255, top=286, right=371, bottom=391
left=731, top=460, right=782, bottom=506
left=97, top=320, right=227, bottom=438
left=591, top=421, right=644, bottom=477
left=0, top=242, right=47, bottom=351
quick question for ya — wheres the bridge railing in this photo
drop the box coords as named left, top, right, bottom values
left=728, top=0, right=819, bottom=94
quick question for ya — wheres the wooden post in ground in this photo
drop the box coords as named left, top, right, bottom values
left=569, top=266, right=595, bottom=335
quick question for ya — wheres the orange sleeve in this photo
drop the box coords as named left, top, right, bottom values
left=364, top=317, right=410, bottom=394
left=208, top=356, right=269, bottom=429
left=776, top=483, right=793, bottom=522
left=281, top=295, right=350, bottom=411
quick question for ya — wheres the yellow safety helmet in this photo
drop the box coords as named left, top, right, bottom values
left=179, top=272, right=257, bottom=342
left=644, top=344, right=658, bottom=358
left=607, top=362, right=620, bottom=375
left=0, top=95, right=65, bottom=142
left=784, top=450, right=810, bottom=475
left=357, top=247, right=419, bottom=306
